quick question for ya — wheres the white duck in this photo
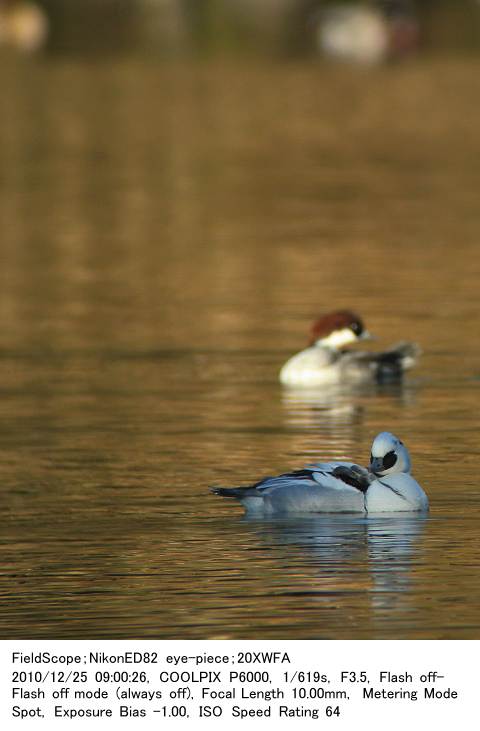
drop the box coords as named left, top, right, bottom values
left=316, top=1, right=419, bottom=65
left=211, top=432, right=428, bottom=515
left=279, top=310, right=420, bottom=387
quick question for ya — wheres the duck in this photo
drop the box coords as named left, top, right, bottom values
left=316, top=4, right=389, bottom=65
left=212, top=432, right=428, bottom=515
left=315, top=1, right=419, bottom=65
left=279, top=310, right=420, bottom=387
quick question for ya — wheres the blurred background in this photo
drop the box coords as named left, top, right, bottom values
left=2, top=1, right=480, bottom=57
left=0, top=0, right=480, bottom=58
left=1, top=1, right=480, bottom=640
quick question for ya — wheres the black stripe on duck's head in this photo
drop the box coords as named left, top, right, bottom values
left=309, top=310, right=370, bottom=348
left=369, top=431, right=412, bottom=476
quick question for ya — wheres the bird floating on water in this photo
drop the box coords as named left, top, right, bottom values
left=279, top=310, right=420, bottom=387
left=212, top=432, right=428, bottom=515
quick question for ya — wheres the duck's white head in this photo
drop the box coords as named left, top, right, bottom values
left=369, top=431, right=411, bottom=477
left=310, top=309, right=372, bottom=349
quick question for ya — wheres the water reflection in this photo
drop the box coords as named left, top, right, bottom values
left=242, top=513, right=428, bottom=625
left=281, top=381, right=418, bottom=433
left=366, top=515, right=428, bottom=613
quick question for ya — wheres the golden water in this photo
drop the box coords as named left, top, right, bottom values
left=1, top=58, right=479, bottom=638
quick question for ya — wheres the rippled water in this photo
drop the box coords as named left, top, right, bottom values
left=1, top=58, right=480, bottom=639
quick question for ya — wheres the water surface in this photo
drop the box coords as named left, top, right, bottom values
left=1, top=58, right=480, bottom=638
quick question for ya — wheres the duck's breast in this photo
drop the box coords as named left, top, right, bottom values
left=280, top=347, right=339, bottom=386
left=366, top=474, right=428, bottom=512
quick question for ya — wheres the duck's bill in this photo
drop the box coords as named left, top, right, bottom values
left=360, top=330, right=375, bottom=341
left=369, top=457, right=384, bottom=475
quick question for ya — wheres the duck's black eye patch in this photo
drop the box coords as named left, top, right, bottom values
left=383, top=451, right=397, bottom=469
left=350, top=321, right=363, bottom=336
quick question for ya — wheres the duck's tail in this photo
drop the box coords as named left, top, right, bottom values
left=210, top=485, right=258, bottom=500
left=366, top=341, right=421, bottom=383
left=384, top=341, right=421, bottom=371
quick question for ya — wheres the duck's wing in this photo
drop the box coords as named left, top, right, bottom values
left=255, top=463, right=371, bottom=496
left=254, top=468, right=327, bottom=493
left=256, top=464, right=367, bottom=513
left=341, top=341, right=421, bottom=379
left=210, top=470, right=292, bottom=499
left=330, top=464, right=373, bottom=493
left=211, top=463, right=371, bottom=500
left=212, top=469, right=322, bottom=499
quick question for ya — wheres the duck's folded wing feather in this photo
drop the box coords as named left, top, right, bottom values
left=341, top=342, right=420, bottom=377
left=330, top=464, right=373, bottom=493
left=254, top=468, right=321, bottom=493
left=257, top=465, right=367, bottom=496
left=211, top=463, right=371, bottom=511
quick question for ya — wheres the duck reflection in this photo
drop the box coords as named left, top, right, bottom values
left=365, top=515, right=428, bottom=616
left=240, top=512, right=427, bottom=619
left=281, top=380, right=418, bottom=433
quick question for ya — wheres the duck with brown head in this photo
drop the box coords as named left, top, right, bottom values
left=309, top=310, right=370, bottom=348
left=279, top=309, right=420, bottom=386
